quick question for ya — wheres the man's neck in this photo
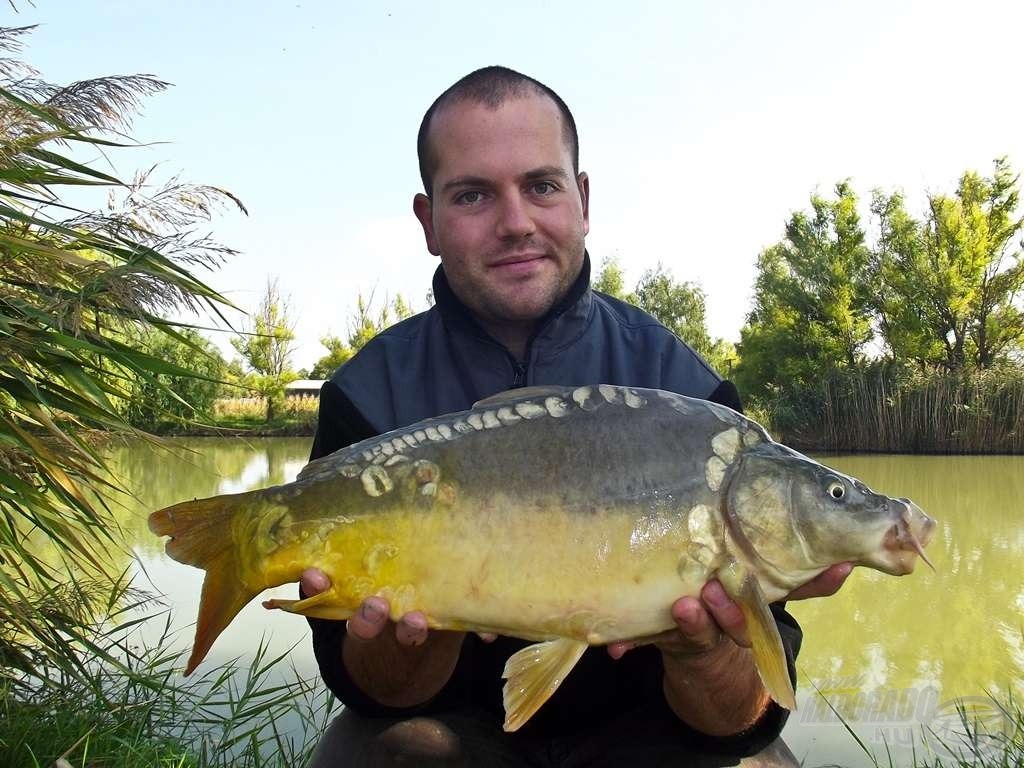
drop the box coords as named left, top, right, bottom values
left=475, top=318, right=536, bottom=363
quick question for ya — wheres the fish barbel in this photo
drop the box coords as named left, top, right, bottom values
left=149, top=385, right=935, bottom=731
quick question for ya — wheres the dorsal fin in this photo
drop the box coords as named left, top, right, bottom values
left=474, top=386, right=575, bottom=408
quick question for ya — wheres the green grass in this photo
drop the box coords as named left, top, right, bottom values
left=1, top=596, right=334, bottom=768
left=813, top=688, right=1024, bottom=767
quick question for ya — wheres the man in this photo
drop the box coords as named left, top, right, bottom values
left=303, top=66, right=850, bottom=767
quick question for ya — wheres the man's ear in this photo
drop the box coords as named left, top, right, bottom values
left=577, top=172, right=590, bottom=237
left=413, top=193, right=441, bottom=256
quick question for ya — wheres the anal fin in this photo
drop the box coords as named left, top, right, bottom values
left=501, top=638, right=588, bottom=732
left=262, top=590, right=354, bottom=621
left=719, top=563, right=797, bottom=710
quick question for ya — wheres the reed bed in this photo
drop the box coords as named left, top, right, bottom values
left=213, top=395, right=319, bottom=424
left=769, top=367, right=1024, bottom=453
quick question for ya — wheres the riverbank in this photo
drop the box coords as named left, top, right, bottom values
left=143, top=396, right=318, bottom=437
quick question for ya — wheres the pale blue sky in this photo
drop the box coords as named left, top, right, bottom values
left=19, top=0, right=1024, bottom=368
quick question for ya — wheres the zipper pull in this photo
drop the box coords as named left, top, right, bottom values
left=512, top=362, right=527, bottom=387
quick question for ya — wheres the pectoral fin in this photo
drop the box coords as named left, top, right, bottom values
left=718, top=563, right=796, bottom=710
left=502, top=638, right=588, bottom=732
left=262, top=590, right=353, bottom=621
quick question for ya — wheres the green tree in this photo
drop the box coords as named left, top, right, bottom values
left=309, top=334, right=354, bottom=379
left=593, top=255, right=627, bottom=299
left=231, top=279, right=297, bottom=421
left=121, top=327, right=225, bottom=430
left=871, top=158, right=1024, bottom=371
left=736, top=181, right=873, bottom=399
left=309, top=293, right=414, bottom=379
left=633, top=265, right=714, bottom=357
left=0, top=25, right=241, bottom=678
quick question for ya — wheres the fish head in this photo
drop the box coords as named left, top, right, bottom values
left=726, top=443, right=936, bottom=590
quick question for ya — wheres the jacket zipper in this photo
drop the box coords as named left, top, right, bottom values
left=511, top=361, right=527, bottom=388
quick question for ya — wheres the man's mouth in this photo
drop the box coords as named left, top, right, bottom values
left=490, top=254, right=548, bottom=275
left=491, top=253, right=547, bottom=267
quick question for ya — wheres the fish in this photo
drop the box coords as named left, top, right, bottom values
left=148, top=384, right=935, bottom=732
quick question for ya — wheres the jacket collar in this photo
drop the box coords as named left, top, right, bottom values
left=431, top=251, right=593, bottom=356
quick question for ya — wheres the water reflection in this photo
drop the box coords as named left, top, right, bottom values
left=108, top=437, right=316, bottom=673
left=108, top=441, right=1023, bottom=766
left=784, top=454, right=1024, bottom=764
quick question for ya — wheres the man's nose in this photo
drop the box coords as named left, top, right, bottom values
left=495, top=193, right=536, bottom=239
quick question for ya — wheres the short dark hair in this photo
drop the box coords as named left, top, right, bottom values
left=417, top=66, right=579, bottom=197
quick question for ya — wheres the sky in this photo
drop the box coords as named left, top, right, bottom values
left=18, top=0, right=1024, bottom=369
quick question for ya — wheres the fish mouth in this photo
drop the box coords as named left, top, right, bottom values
left=880, top=499, right=936, bottom=574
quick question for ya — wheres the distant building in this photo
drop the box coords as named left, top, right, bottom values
left=284, top=379, right=327, bottom=398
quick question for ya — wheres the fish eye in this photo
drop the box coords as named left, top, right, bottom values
left=827, top=481, right=846, bottom=500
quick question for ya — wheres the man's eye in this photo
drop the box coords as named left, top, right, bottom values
left=532, top=182, right=557, bottom=195
left=455, top=191, right=484, bottom=205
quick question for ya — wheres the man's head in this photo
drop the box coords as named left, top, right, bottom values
left=417, top=67, right=579, bottom=199
left=413, top=67, right=590, bottom=351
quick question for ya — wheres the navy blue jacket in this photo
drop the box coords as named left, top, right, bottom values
left=308, top=255, right=801, bottom=756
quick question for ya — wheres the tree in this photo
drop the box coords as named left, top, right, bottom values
left=593, top=255, right=627, bottom=299
left=871, top=158, right=1024, bottom=371
left=0, top=25, right=242, bottom=679
left=121, top=327, right=226, bottom=430
left=633, top=265, right=716, bottom=359
left=309, top=334, right=353, bottom=379
left=231, top=279, right=297, bottom=421
left=736, top=182, right=873, bottom=399
left=309, top=293, right=414, bottom=379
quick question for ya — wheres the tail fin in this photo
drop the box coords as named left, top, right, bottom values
left=148, top=492, right=260, bottom=675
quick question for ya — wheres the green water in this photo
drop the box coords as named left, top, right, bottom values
left=113, top=439, right=1024, bottom=766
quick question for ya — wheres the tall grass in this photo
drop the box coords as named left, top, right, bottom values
left=820, top=692, right=1024, bottom=768
left=1, top=575, right=332, bottom=768
left=767, top=365, right=1024, bottom=453
left=213, top=395, right=319, bottom=422
left=0, top=23, right=243, bottom=682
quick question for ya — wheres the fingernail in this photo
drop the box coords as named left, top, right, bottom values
left=704, top=582, right=729, bottom=609
left=680, top=601, right=702, bottom=624
left=361, top=602, right=383, bottom=621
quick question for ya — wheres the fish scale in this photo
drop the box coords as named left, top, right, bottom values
left=149, top=384, right=936, bottom=732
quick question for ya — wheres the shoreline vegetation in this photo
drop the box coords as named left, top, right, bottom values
left=166, top=367, right=1024, bottom=455
left=762, top=365, right=1024, bottom=455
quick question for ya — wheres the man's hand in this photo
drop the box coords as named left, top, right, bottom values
left=302, top=568, right=431, bottom=645
left=604, top=562, right=853, bottom=737
left=301, top=567, right=498, bottom=644
left=301, top=567, right=492, bottom=709
left=606, top=562, right=853, bottom=660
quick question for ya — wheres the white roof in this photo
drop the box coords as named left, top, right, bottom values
left=285, top=379, right=327, bottom=390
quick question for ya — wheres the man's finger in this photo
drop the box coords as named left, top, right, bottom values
left=395, top=611, right=429, bottom=646
left=669, top=595, right=724, bottom=649
left=787, top=563, right=853, bottom=601
left=699, top=582, right=749, bottom=648
left=607, top=641, right=636, bottom=660
left=346, top=597, right=389, bottom=641
left=300, top=567, right=331, bottom=596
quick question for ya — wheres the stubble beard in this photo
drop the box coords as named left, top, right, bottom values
left=473, top=233, right=585, bottom=325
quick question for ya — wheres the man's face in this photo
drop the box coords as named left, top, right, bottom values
left=413, top=94, right=590, bottom=328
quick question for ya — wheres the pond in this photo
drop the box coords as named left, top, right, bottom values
left=110, top=438, right=1024, bottom=766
